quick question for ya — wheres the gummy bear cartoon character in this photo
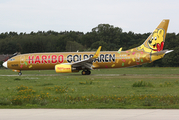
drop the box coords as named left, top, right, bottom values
left=136, top=44, right=152, bottom=53
left=148, top=29, right=164, bottom=52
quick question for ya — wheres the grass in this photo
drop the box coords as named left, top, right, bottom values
left=132, top=80, right=154, bottom=87
left=0, top=67, right=179, bottom=108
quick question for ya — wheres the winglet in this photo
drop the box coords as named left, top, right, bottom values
left=92, top=46, right=101, bottom=59
left=118, top=47, right=122, bottom=51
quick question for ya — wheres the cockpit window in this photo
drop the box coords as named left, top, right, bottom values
left=9, top=58, right=15, bottom=61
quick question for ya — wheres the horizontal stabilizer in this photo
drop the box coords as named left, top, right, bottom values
left=151, top=50, right=173, bottom=55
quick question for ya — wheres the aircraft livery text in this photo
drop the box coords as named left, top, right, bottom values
left=28, top=54, right=115, bottom=64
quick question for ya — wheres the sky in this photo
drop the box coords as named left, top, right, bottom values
left=0, top=0, right=178, bottom=34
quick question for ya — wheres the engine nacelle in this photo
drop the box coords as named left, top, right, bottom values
left=55, top=64, right=72, bottom=73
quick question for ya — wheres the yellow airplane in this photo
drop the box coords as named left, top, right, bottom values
left=3, top=19, right=173, bottom=75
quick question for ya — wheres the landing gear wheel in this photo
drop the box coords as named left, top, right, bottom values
left=82, top=70, right=86, bottom=75
left=18, top=72, right=22, bottom=76
left=81, top=70, right=91, bottom=75
left=86, top=70, right=91, bottom=75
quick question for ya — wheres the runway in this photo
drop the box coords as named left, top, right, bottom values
left=0, top=74, right=123, bottom=76
left=0, top=109, right=179, bottom=120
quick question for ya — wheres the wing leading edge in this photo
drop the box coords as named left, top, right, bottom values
left=63, top=46, right=102, bottom=70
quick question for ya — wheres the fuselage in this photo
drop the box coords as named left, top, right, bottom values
left=2, top=19, right=171, bottom=75
left=6, top=51, right=151, bottom=71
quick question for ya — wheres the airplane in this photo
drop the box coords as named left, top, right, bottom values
left=2, top=19, right=173, bottom=75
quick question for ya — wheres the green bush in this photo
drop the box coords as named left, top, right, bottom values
left=132, top=80, right=154, bottom=87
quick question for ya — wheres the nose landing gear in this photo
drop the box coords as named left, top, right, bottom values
left=12, top=70, right=22, bottom=76
left=18, top=72, right=22, bottom=76
left=81, top=70, right=91, bottom=75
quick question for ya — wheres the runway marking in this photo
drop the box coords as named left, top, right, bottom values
left=0, top=109, right=179, bottom=120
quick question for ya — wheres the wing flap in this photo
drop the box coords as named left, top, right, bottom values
left=62, top=46, right=102, bottom=70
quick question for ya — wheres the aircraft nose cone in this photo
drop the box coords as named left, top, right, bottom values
left=3, top=61, right=8, bottom=68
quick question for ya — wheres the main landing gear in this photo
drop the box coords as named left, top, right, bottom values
left=81, top=70, right=91, bottom=75
left=18, top=72, right=22, bottom=76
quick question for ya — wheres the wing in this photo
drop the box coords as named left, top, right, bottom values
left=63, top=46, right=101, bottom=70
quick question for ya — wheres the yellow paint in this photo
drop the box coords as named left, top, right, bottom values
left=128, top=61, right=131, bottom=64
left=29, top=65, right=32, bottom=68
left=132, top=58, right=135, bottom=62
left=118, top=47, right=122, bottom=51
left=138, top=29, right=165, bottom=53
left=131, top=49, right=133, bottom=52
left=143, top=55, right=146, bottom=58
left=136, top=20, right=169, bottom=53
left=117, top=59, right=119, bottom=63
left=55, top=64, right=72, bottom=73
left=151, top=54, right=164, bottom=62
left=92, top=46, right=101, bottom=59
left=146, top=57, right=149, bottom=60
left=148, top=29, right=164, bottom=52
left=111, top=64, right=115, bottom=67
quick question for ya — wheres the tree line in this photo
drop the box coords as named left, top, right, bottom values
left=0, top=24, right=179, bottom=67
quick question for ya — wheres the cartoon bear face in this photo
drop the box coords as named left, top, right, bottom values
left=148, top=29, right=164, bottom=51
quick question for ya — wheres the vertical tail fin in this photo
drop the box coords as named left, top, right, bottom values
left=129, top=19, right=169, bottom=53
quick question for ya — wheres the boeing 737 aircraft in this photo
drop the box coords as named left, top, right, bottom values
left=3, top=19, right=173, bottom=75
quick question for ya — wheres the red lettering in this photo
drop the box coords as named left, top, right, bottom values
left=29, top=55, right=64, bottom=64
left=52, top=55, right=57, bottom=63
left=57, top=67, right=70, bottom=70
left=58, top=55, right=64, bottom=63
left=42, top=55, right=47, bottom=64
left=35, top=55, right=41, bottom=64
left=28, top=56, right=34, bottom=64
left=48, top=55, right=51, bottom=63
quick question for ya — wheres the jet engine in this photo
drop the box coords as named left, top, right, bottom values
left=55, top=64, right=72, bottom=73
